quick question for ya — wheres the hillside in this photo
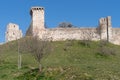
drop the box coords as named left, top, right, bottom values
left=0, top=39, right=120, bottom=80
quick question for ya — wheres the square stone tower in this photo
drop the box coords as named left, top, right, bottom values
left=6, top=23, right=23, bottom=42
left=99, top=16, right=112, bottom=41
left=29, top=6, right=45, bottom=36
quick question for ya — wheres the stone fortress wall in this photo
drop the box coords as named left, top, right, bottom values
left=6, top=23, right=23, bottom=42
left=42, top=28, right=99, bottom=41
left=26, top=6, right=120, bottom=45
left=6, top=6, right=120, bottom=45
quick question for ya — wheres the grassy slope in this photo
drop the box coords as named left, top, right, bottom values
left=0, top=40, right=120, bottom=80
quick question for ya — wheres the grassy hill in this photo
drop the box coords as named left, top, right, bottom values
left=0, top=39, right=120, bottom=80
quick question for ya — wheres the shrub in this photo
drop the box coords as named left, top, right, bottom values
left=78, top=40, right=91, bottom=48
left=99, top=40, right=109, bottom=47
left=97, top=40, right=116, bottom=57
left=58, top=22, right=73, bottom=28
left=63, top=40, right=74, bottom=51
left=16, top=67, right=94, bottom=80
left=97, top=47, right=116, bottom=57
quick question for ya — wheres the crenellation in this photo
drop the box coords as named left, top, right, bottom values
left=30, top=7, right=44, bottom=15
left=107, top=16, right=112, bottom=27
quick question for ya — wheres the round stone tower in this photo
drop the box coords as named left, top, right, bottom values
left=30, top=6, right=45, bottom=35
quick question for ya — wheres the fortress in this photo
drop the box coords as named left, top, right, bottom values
left=6, top=6, right=120, bottom=45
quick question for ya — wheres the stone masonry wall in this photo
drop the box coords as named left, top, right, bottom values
left=6, top=23, right=23, bottom=42
left=35, top=27, right=120, bottom=45
left=111, top=28, right=120, bottom=45
left=38, top=28, right=100, bottom=41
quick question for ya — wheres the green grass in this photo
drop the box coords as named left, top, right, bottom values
left=0, top=40, right=120, bottom=80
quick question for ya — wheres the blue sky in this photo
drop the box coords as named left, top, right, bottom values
left=0, top=0, right=120, bottom=42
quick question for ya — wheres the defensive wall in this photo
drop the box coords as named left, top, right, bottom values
left=5, top=6, right=120, bottom=45
left=26, top=6, right=120, bottom=45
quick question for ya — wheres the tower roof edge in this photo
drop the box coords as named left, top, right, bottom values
left=31, top=6, right=44, bottom=10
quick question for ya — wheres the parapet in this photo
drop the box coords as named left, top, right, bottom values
left=7, top=23, right=19, bottom=31
left=30, top=6, right=44, bottom=15
left=99, top=16, right=111, bottom=27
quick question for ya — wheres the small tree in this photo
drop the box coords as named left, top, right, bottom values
left=20, top=36, right=51, bottom=72
left=58, top=22, right=73, bottom=28
left=17, top=39, right=21, bottom=69
left=0, top=45, right=2, bottom=62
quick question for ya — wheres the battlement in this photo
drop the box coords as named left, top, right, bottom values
left=6, top=23, right=20, bottom=31
left=30, top=6, right=44, bottom=15
left=31, top=6, right=44, bottom=10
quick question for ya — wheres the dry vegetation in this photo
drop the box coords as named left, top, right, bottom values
left=0, top=38, right=120, bottom=80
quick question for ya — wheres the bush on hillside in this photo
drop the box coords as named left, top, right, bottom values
left=16, top=67, right=94, bottom=80
left=97, top=40, right=116, bottom=57
left=97, top=47, right=116, bottom=57
left=99, top=40, right=109, bottom=47
left=63, top=40, right=75, bottom=51
left=78, top=40, right=91, bottom=48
